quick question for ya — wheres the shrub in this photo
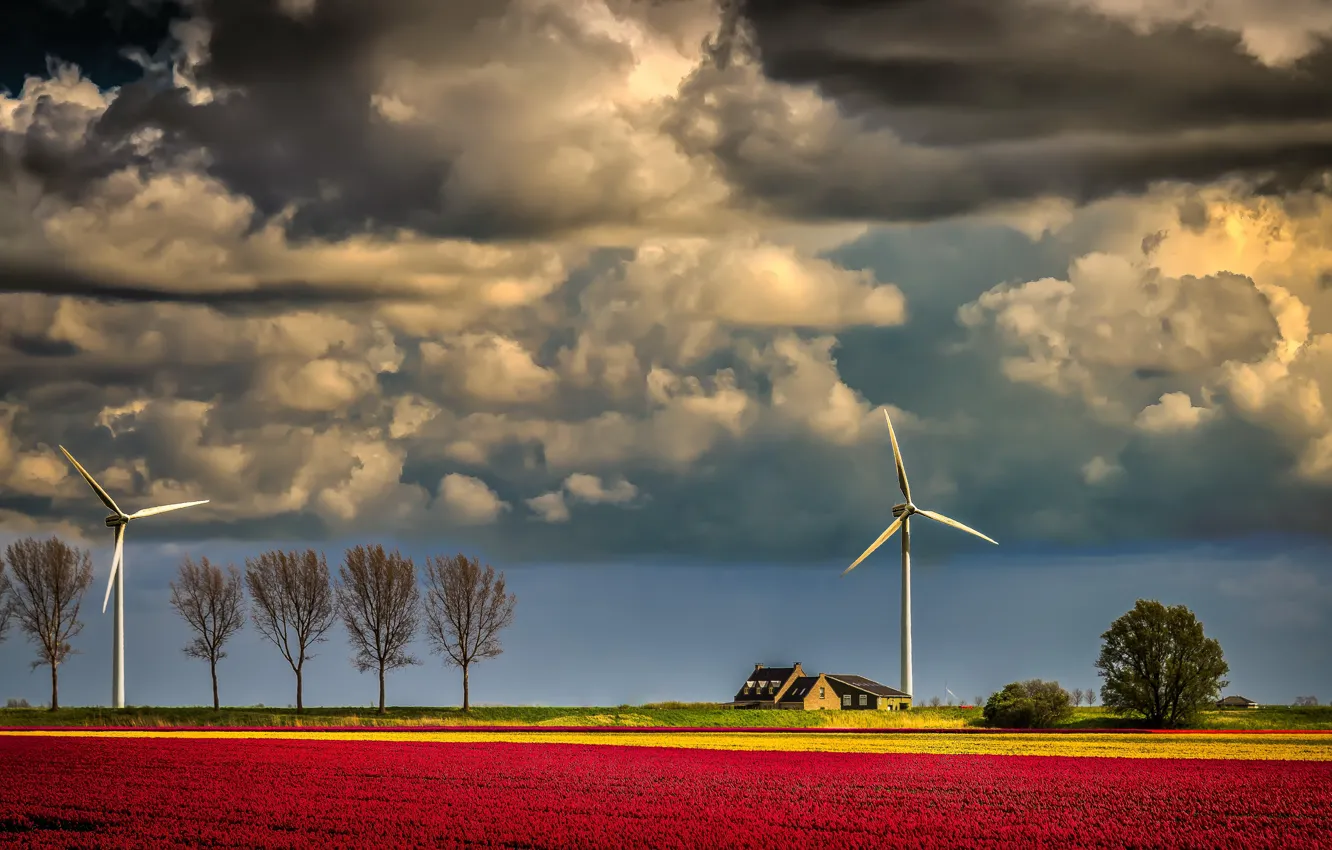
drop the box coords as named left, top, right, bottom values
left=982, top=680, right=1073, bottom=728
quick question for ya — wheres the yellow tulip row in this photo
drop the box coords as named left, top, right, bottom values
left=6, top=728, right=1331, bottom=760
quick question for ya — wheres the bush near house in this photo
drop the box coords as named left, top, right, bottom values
left=983, top=680, right=1073, bottom=728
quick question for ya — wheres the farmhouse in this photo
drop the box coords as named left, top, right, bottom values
left=725, top=662, right=913, bottom=711
left=1217, top=695, right=1259, bottom=709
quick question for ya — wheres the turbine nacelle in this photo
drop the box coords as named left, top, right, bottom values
left=59, top=444, right=210, bottom=710
left=59, top=445, right=209, bottom=614
left=843, top=409, right=996, bottom=577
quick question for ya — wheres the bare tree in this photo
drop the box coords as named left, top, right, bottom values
left=928, top=695, right=942, bottom=707
left=973, top=696, right=983, bottom=708
left=245, top=549, right=335, bottom=713
left=0, top=557, right=13, bottom=645
left=422, top=553, right=516, bottom=711
left=1294, top=695, right=1320, bottom=707
left=1072, top=688, right=1085, bottom=707
left=337, top=545, right=421, bottom=714
left=1087, top=688, right=1097, bottom=706
left=169, top=556, right=246, bottom=711
left=4, top=538, right=93, bottom=711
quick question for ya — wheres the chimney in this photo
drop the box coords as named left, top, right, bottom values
left=754, top=663, right=763, bottom=672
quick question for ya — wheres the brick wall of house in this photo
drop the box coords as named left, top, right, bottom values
left=800, top=675, right=843, bottom=711
left=877, top=697, right=912, bottom=710
left=773, top=664, right=804, bottom=702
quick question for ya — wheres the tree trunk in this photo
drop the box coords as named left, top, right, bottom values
left=296, top=665, right=304, bottom=713
left=211, top=659, right=220, bottom=712
left=462, top=663, right=470, bottom=712
left=378, top=662, right=386, bottom=715
left=50, top=663, right=59, bottom=712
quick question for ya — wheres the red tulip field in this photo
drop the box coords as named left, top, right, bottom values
left=2, top=731, right=1330, bottom=848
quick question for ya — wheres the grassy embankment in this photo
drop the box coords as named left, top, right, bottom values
left=2, top=703, right=1330, bottom=730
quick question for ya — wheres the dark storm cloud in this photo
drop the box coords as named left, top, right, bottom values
left=0, top=261, right=447, bottom=312
left=0, top=1, right=187, bottom=94
left=738, top=0, right=1332, bottom=142
left=667, top=0, right=1332, bottom=223
left=46, top=0, right=655, bottom=241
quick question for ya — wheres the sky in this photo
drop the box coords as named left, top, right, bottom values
left=1, top=0, right=1330, bottom=709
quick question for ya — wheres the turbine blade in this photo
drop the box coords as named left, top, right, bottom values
left=916, top=509, right=998, bottom=545
left=102, top=525, right=124, bottom=614
left=843, top=515, right=906, bottom=576
left=59, top=446, right=122, bottom=516
left=883, top=409, right=911, bottom=503
left=127, top=500, right=209, bottom=520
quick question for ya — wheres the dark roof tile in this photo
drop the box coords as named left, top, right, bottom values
left=826, top=675, right=910, bottom=698
left=777, top=676, right=821, bottom=702
left=733, top=666, right=797, bottom=701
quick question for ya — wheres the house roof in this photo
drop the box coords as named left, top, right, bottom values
left=1218, top=695, right=1257, bottom=705
left=733, top=666, right=797, bottom=701
left=777, top=677, right=822, bottom=703
left=826, top=675, right=910, bottom=698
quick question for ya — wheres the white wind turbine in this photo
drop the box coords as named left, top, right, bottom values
left=842, top=409, right=997, bottom=700
left=59, top=446, right=209, bottom=709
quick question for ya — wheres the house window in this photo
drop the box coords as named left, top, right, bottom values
left=842, top=694, right=851, bottom=707
left=859, top=694, right=868, bottom=707
left=819, top=687, right=826, bottom=699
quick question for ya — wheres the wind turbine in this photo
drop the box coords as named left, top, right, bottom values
left=59, top=446, right=209, bottom=709
left=842, top=409, right=997, bottom=700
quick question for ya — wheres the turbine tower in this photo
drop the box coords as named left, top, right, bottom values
left=59, top=446, right=209, bottom=709
left=842, top=409, right=997, bottom=700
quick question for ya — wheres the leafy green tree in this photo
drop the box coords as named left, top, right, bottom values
left=982, top=679, right=1072, bottom=728
left=1096, top=599, right=1228, bottom=728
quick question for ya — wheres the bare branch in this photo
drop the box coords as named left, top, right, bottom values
left=337, top=544, right=421, bottom=713
left=169, top=556, right=245, bottom=710
left=422, top=553, right=516, bottom=711
left=4, top=537, right=93, bottom=710
left=244, top=549, right=335, bottom=712
left=0, top=557, right=13, bottom=645
left=171, top=556, right=246, bottom=662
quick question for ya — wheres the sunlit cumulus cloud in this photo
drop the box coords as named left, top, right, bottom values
left=526, top=473, right=640, bottom=524
left=2, top=0, right=1332, bottom=560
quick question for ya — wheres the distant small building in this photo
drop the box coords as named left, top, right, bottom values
left=724, top=662, right=912, bottom=711
left=1217, top=695, right=1259, bottom=709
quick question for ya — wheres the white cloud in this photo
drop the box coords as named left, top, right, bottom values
left=750, top=335, right=879, bottom=445
left=1135, top=392, right=1216, bottom=434
left=1082, top=455, right=1123, bottom=485
left=526, top=473, right=638, bottom=523
left=960, top=252, right=1279, bottom=419
left=563, top=473, right=638, bottom=504
left=437, top=474, right=510, bottom=525
left=420, top=334, right=559, bottom=404
left=526, top=491, right=571, bottom=524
